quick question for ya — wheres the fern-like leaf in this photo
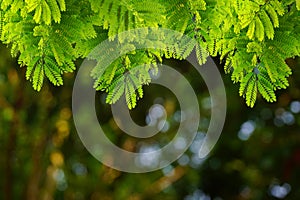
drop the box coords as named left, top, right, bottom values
left=260, top=10, right=274, bottom=40
left=106, top=76, right=125, bottom=104
left=239, top=72, right=254, bottom=97
left=47, top=0, right=61, bottom=23
left=42, top=1, right=51, bottom=25
left=32, top=60, right=44, bottom=91
left=246, top=75, right=257, bottom=108
left=270, top=0, right=285, bottom=16
left=26, top=0, right=65, bottom=25
left=246, top=21, right=255, bottom=40
left=44, top=56, right=63, bottom=86
left=196, top=43, right=208, bottom=65
left=26, top=56, right=40, bottom=80
left=265, top=4, right=279, bottom=28
left=124, top=75, right=137, bottom=110
left=257, top=70, right=276, bottom=102
left=255, top=16, right=264, bottom=41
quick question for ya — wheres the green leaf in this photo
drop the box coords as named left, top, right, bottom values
left=47, top=0, right=61, bottom=23
left=44, top=57, right=63, bottom=86
left=266, top=4, right=279, bottom=28
left=26, top=57, right=40, bottom=80
left=239, top=73, right=254, bottom=97
left=260, top=10, right=274, bottom=40
left=56, top=0, right=66, bottom=11
left=125, top=75, right=137, bottom=110
left=33, top=4, right=42, bottom=23
left=246, top=21, right=255, bottom=40
left=106, top=76, right=125, bottom=104
left=196, top=43, right=208, bottom=65
left=255, top=16, right=264, bottom=41
left=270, top=0, right=285, bottom=16
left=257, top=72, right=276, bottom=102
left=245, top=75, right=257, bottom=108
left=42, top=1, right=52, bottom=25
left=32, top=61, right=44, bottom=91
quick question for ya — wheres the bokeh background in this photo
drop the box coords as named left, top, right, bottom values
left=0, top=43, right=300, bottom=200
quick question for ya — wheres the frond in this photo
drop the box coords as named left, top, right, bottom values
left=56, top=0, right=66, bottom=11
left=246, top=75, right=257, bottom=108
left=124, top=74, right=138, bottom=110
left=25, top=56, right=40, bottom=80
left=246, top=21, right=255, bottom=40
left=32, top=59, right=44, bottom=91
left=75, top=28, right=107, bottom=58
left=246, top=42, right=262, bottom=53
left=260, top=10, right=274, bottom=40
left=239, top=72, right=254, bottom=97
left=47, top=0, right=62, bottom=23
left=196, top=42, right=208, bottom=65
left=163, top=33, right=199, bottom=61
left=274, top=75, right=289, bottom=90
left=164, top=0, right=191, bottom=33
left=25, top=0, right=66, bottom=25
left=89, top=0, right=165, bottom=40
left=257, top=67, right=276, bottom=102
left=270, top=0, right=285, bottom=16
left=1, top=0, right=24, bottom=13
left=255, top=16, right=264, bottom=42
left=265, top=4, right=279, bottom=28
left=239, top=71, right=258, bottom=108
left=43, top=56, right=63, bottom=85
left=42, top=1, right=51, bottom=25
left=106, top=76, right=125, bottom=104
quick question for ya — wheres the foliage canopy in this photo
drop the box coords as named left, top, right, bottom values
left=0, top=0, right=299, bottom=108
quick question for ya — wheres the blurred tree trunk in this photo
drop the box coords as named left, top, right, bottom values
left=4, top=70, right=23, bottom=200
left=26, top=135, right=48, bottom=200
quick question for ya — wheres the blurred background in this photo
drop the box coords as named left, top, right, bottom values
left=0, top=43, right=300, bottom=200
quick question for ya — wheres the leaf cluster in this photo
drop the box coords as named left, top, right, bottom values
left=0, top=0, right=299, bottom=108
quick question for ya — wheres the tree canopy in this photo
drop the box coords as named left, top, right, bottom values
left=0, top=0, right=299, bottom=108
